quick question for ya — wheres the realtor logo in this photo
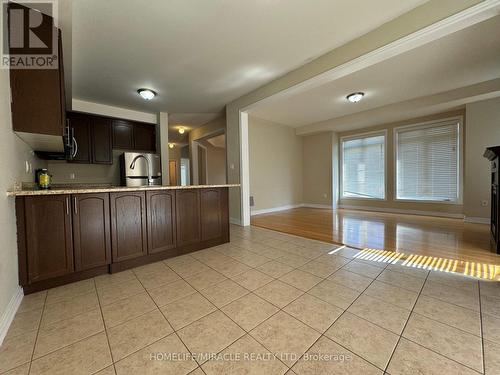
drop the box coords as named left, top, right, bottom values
left=2, top=0, right=58, bottom=69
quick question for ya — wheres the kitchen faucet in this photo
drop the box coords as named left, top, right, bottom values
left=129, top=154, right=154, bottom=186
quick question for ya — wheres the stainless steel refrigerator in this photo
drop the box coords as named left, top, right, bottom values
left=120, top=152, right=162, bottom=187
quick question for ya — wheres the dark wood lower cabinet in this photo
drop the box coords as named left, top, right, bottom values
left=23, top=195, right=74, bottom=283
left=110, top=192, right=148, bottom=262
left=72, top=193, right=111, bottom=271
left=16, top=187, right=229, bottom=293
left=147, top=191, right=176, bottom=254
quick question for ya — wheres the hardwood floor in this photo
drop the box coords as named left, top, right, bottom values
left=251, top=207, right=500, bottom=280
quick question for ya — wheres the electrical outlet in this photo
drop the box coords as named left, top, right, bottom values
left=481, top=200, right=488, bottom=207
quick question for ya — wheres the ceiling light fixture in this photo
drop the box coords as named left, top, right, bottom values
left=168, top=143, right=174, bottom=149
left=178, top=127, right=185, bottom=134
left=346, top=92, right=365, bottom=103
left=137, top=88, right=157, bottom=100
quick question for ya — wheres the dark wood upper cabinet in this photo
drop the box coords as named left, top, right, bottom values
left=24, top=195, right=73, bottom=283
left=10, top=28, right=65, bottom=137
left=112, top=120, right=134, bottom=150
left=146, top=191, right=176, bottom=254
left=68, top=112, right=91, bottom=163
left=176, top=190, right=201, bottom=247
left=110, top=192, right=147, bottom=262
left=91, top=116, right=113, bottom=164
left=72, top=193, right=111, bottom=271
left=134, top=123, right=156, bottom=152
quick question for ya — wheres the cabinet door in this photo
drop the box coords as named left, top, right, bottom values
left=112, top=120, right=134, bottom=150
left=134, top=123, right=156, bottom=152
left=91, top=116, right=113, bottom=164
left=200, top=188, right=224, bottom=241
left=68, top=112, right=91, bottom=163
left=25, top=195, right=73, bottom=283
left=72, top=193, right=111, bottom=271
left=110, top=192, right=147, bottom=262
left=176, top=190, right=201, bottom=246
left=146, top=191, right=176, bottom=254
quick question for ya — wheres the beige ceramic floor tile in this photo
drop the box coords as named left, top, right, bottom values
left=284, top=293, right=343, bottom=333
left=227, top=250, right=271, bottom=268
left=185, top=269, right=227, bottom=291
left=94, top=366, right=116, bottom=375
left=325, top=312, right=399, bottom=370
left=403, top=313, right=483, bottom=372
left=257, top=261, right=295, bottom=278
left=328, top=269, right=372, bottom=292
left=5, top=307, right=42, bottom=339
left=202, top=334, right=288, bottom=375
left=387, top=338, right=478, bottom=375
left=291, top=336, right=382, bottom=375
left=168, top=258, right=213, bottom=278
left=342, top=260, right=384, bottom=279
left=347, top=294, right=410, bottom=334
left=30, top=332, right=112, bottom=375
left=230, top=269, right=273, bottom=291
left=41, top=291, right=99, bottom=327
left=276, top=254, right=311, bottom=268
left=0, top=330, right=36, bottom=373
left=45, top=279, right=95, bottom=305
left=133, top=261, right=170, bottom=278
left=422, top=280, right=479, bottom=311
left=279, top=269, right=322, bottom=292
left=298, top=260, right=342, bottom=278
left=200, top=279, right=250, bottom=308
left=16, top=291, right=46, bottom=314
left=107, top=309, right=173, bottom=361
left=481, top=294, right=500, bottom=318
left=135, top=267, right=180, bottom=290
left=148, top=279, right=197, bottom=307
left=385, top=263, right=429, bottom=279
left=427, top=272, right=478, bottom=292
left=364, top=281, right=418, bottom=310
left=254, top=280, right=303, bottom=308
left=222, top=293, right=279, bottom=331
left=34, top=308, right=104, bottom=359
left=164, top=254, right=197, bottom=268
left=2, top=363, right=30, bottom=375
left=376, top=269, right=425, bottom=293
left=178, top=311, right=245, bottom=363
left=188, top=368, right=205, bottom=375
left=308, top=280, right=360, bottom=309
left=484, top=339, right=500, bottom=375
left=114, top=333, right=197, bottom=375
left=481, top=281, right=500, bottom=299
left=413, top=295, right=481, bottom=336
left=313, top=254, right=351, bottom=268
left=94, top=270, right=137, bottom=289
left=96, top=278, right=146, bottom=306
left=161, top=292, right=216, bottom=330
left=250, top=311, right=320, bottom=367
left=210, top=259, right=252, bottom=278
left=101, top=292, right=157, bottom=328
left=483, top=313, right=500, bottom=345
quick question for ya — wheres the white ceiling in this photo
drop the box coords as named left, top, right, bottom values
left=168, top=112, right=221, bottom=144
left=249, top=15, right=500, bottom=128
left=71, top=0, right=428, bottom=113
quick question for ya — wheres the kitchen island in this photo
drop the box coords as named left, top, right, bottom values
left=9, top=184, right=238, bottom=293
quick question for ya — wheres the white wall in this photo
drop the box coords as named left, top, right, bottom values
left=0, top=69, right=46, bottom=343
left=465, top=96, right=500, bottom=220
left=249, top=116, right=303, bottom=212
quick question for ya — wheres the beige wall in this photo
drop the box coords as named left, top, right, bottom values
left=0, top=69, right=46, bottom=339
left=205, top=143, right=226, bottom=185
left=465, top=97, right=500, bottom=220
left=336, top=110, right=465, bottom=216
left=302, top=133, right=333, bottom=206
left=249, top=116, right=303, bottom=212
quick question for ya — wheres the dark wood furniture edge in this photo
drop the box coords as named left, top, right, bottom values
left=15, top=197, right=28, bottom=286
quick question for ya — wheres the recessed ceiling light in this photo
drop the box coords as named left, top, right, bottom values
left=137, top=88, right=157, bottom=100
left=168, top=143, right=174, bottom=149
left=346, top=92, right=364, bottom=103
left=178, top=127, right=185, bottom=134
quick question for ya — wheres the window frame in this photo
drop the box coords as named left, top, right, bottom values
left=340, top=130, right=387, bottom=201
left=393, top=116, right=463, bottom=205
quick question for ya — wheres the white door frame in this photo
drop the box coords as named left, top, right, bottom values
left=239, top=111, right=251, bottom=226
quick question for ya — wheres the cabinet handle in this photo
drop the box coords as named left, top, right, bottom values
left=66, top=197, right=69, bottom=215
left=74, top=197, right=78, bottom=214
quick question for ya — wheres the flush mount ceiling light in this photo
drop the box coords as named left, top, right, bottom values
left=178, top=127, right=185, bottom=134
left=346, top=92, right=365, bottom=103
left=168, top=143, right=174, bottom=149
left=137, top=88, right=157, bottom=100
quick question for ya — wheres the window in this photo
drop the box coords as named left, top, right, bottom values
left=396, top=120, right=460, bottom=202
left=341, top=133, right=385, bottom=199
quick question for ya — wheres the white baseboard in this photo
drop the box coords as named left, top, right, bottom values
left=229, top=217, right=242, bottom=226
left=339, top=204, right=465, bottom=219
left=302, top=203, right=332, bottom=209
left=464, top=216, right=490, bottom=224
left=250, top=204, right=303, bottom=216
left=0, top=286, right=23, bottom=346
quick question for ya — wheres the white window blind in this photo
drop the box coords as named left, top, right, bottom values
left=396, top=121, right=459, bottom=202
left=342, top=134, right=385, bottom=199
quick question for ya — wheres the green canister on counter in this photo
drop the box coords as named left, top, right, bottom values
left=36, top=169, right=51, bottom=190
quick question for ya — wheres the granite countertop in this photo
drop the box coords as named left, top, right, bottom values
left=7, top=184, right=240, bottom=196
